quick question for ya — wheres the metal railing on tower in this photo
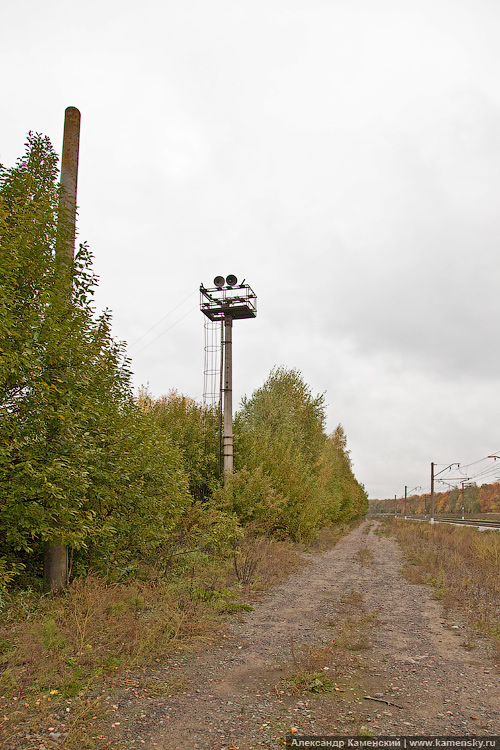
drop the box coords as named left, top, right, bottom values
left=200, top=275, right=257, bottom=478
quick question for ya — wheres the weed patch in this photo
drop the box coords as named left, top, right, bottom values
left=284, top=637, right=342, bottom=696
left=230, top=533, right=305, bottom=592
left=283, top=588, right=377, bottom=698
left=352, top=546, right=374, bottom=567
left=286, top=668, right=336, bottom=694
left=307, top=520, right=363, bottom=553
left=401, top=563, right=425, bottom=585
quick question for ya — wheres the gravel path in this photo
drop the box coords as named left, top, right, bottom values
left=113, top=520, right=500, bottom=749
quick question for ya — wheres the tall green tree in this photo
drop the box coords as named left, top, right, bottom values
left=0, top=134, right=193, bottom=588
left=232, top=368, right=367, bottom=538
left=0, top=134, right=127, bottom=582
left=234, top=367, right=326, bottom=538
left=317, top=425, right=368, bottom=523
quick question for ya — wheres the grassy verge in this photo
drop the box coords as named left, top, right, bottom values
left=0, top=573, right=223, bottom=750
left=386, top=518, right=500, bottom=650
left=0, top=524, right=354, bottom=750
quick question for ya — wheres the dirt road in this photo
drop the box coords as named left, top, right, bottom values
left=114, top=520, right=500, bottom=749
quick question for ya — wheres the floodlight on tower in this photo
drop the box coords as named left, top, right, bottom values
left=199, top=275, right=257, bottom=478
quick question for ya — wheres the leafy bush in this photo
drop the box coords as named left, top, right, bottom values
left=213, top=467, right=287, bottom=533
left=137, top=388, right=219, bottom=502
left=233, top=367, right=367, bottom=538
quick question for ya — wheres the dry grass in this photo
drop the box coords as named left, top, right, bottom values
left=330, top=590, right=378, bottom=652
left=388, top=518, right=500, bottom=649
left=308, top=520, right=363, bottom=553
left=230, top=535, right=304, bottom=591
left=0, top=523, right=355, bottom=748
left=230, top=520, right=360, bottom=593
left=0, top=571, right=228, bottom=749
left=352, top=546, right=374, bottom=567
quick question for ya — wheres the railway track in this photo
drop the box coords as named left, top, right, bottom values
left=370, top=514, right=500, bottom=528
left=431, top=516, right=500, bottom=528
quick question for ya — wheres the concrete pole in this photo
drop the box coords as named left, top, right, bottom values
left=223, top=314, right=233, bottom=475
left=404, top=486, right=408, bottom=519
left=430, top=462, right=435, bottom=523
left=218, top=319, right=224, bottom=478
left=44, top=107, right=81, bottom=593
left=58, top=106, right=81, bottom=263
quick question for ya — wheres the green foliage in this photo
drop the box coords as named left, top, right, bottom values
left=0, top=558, right=24, bottom=591
left=287, top=670, right=335, bottom=693
left=160, top=501, right=243, bottom=571
left=213, top=467, right=287, bottom=533
left=234, top=367, right=325, bottom=538
left=80, top=400, right=193, bottom=571
left=0, top=133, right=194, bottom=586
left=233, top=367, right=367, bottom=539
left=137, top=388, right=219, bottom=502
left=317, top=425, right=368, bottom=524
left=1, top=135, right=131, bottom=565
left=237, top=366, right=326, bottom=468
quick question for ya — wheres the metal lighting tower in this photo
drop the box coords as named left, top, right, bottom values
left=200, top=275, right=257, bottom=476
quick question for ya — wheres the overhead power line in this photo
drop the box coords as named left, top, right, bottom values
left=131, top=305, right=198, bottom=357
left=128, top=290, right=197, bottom=351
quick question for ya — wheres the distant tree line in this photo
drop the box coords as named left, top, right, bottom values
left=369, top=482, right=500, bottom=515
left=0, top=133, right=367, bottom=590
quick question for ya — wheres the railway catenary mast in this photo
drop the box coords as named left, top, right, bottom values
left=200, top=276, right=256, bottom=476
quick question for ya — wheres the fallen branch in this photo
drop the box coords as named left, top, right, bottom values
left=363, top=695, right=403, bottom=709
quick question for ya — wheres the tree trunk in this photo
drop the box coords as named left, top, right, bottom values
left=43, top=542, right=68, bottom=593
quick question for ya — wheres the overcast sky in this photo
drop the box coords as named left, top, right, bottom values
left=3, top=0, right=500, bottom=499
